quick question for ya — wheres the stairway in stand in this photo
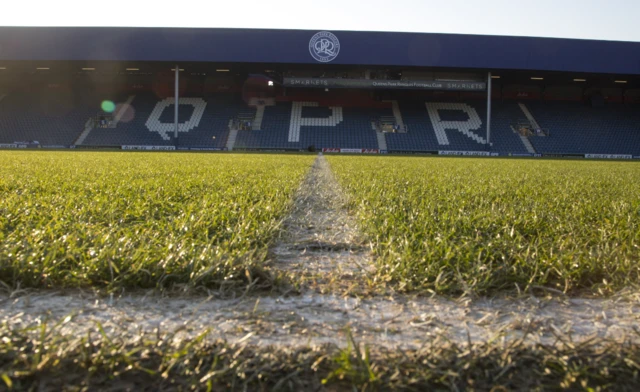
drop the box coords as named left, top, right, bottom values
left=73, top=118, right=95, bottom=146
left=518, top=103, right=542, bottom=129
left=376, top=131, right=388, bottom=151
left=518, top=133, right=537, bottom=154
left=516, top=102, right=543, bottom=154
left=226, top=128, right=239, bottom=151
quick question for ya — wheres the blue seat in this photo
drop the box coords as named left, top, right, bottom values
left=526, top=102, right=640, bottom=155
left=385, top=100, right=529, bottom=154
left=235, top=103, right=380, bottom=149
left=0, top=90, right=107, bottom=146
left=83, top=93, right=244, bottom=148
left=3, top=91, right=639, bottom=156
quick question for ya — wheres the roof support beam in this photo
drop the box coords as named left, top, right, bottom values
left=486, top=72, right=492, bottom=148
left=174, top=64, right=179, bottom=143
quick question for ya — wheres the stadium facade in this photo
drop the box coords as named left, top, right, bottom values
left=0, top=27, right=639, bottom=158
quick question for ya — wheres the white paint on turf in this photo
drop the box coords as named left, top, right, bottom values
left=2, top=291, right=639, bottom=349
left=273, top=154, right=373, bottom=276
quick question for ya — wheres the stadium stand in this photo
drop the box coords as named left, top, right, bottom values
left=2, top=89, right=639, bottom=156
left=1, top=27, right=639, bottom=157
left=491, top=101, right=539, bottom=154
left=385, top=101, right=530, bottom=154
left=82, top=93, right=243, bottom=148
left=524, top=102, right=640, bottom=155
left=0, top=90, right=104, bottom=146
left=234, top=102, right=380, bottom=150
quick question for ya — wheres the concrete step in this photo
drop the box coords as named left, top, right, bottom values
left=226, top=128, right=239, bottom=151
left=382, top=100, right=405, bottom=128
left=518, top=103, right=542, bottom=129
left=376, top=131, right=388, bottom=151
left=518, top=134, right=537, bottom=154
left=252, top=105, right=265, bottom=130
left=391, top=100, right=405, bottom=127
left=73, top=118, right=95, bottom=146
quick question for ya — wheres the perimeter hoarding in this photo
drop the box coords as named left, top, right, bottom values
left=584, top=154, right=633, bottom=159
left=283, top=78, right=486, bottom=91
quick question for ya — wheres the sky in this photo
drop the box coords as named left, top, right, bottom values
left=1, top=0, right=639, bottom=42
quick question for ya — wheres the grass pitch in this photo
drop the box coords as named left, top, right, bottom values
left=2, top=151, right=640, bottom=391
left=329, top=156, right=640, bottom=296
left=2, top=151, right=639, bottom=296
left=0, top=151, right=314, bottom=291
left=3, top=320, right=640, bottom=391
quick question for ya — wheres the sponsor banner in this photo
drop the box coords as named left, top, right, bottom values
left=542, top=153, right=584, bottom=158
left=322, top=148, right=379, bottom=154
left=439, top=150, right=491, bottom=156
left=0, top=143, right=26, bottom=149
left=585, top=154, right=632, bottom=160
left=74, top=145, right=120, bottom=150
left=389, top=150, right=438, bottom=155
left=122, top=145, right=176, bottom=151
left=233, top=148, right=301, bottom=152
left=634, top=156, right=640, bottom=160
left=508, top=153, right=543, bottom=158
left=340, top=148, right=378, bottom=154
left=12, top=142, right=42, bottom=148
left=188, top=147, right=223, bottom=151
left=42, top=145, right=68, bottom=149
left=379, top=150, right=388, bottom=154
left=283, top=78, right=486, bottom=91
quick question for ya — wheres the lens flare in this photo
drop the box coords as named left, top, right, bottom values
left=101, top=100, right=116, bottom=113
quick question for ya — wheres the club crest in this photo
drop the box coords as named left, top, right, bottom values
left=309, top=31, right=340, bottom=63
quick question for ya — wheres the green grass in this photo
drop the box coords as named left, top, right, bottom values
left=2, top=151, right=640, bottom=390
left=0, top=151, right=314, bottom=291
left=328, top=156, right=640, bottom=296
left=2, top=318, right=640, bottom=391
left=3, top=151, right=639, bottom=296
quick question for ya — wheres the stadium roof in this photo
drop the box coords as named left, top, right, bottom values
left=1, top=27, right=639, bottom=75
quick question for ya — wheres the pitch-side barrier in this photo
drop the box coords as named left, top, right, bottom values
left=2, top=144, right=640, bottom=160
